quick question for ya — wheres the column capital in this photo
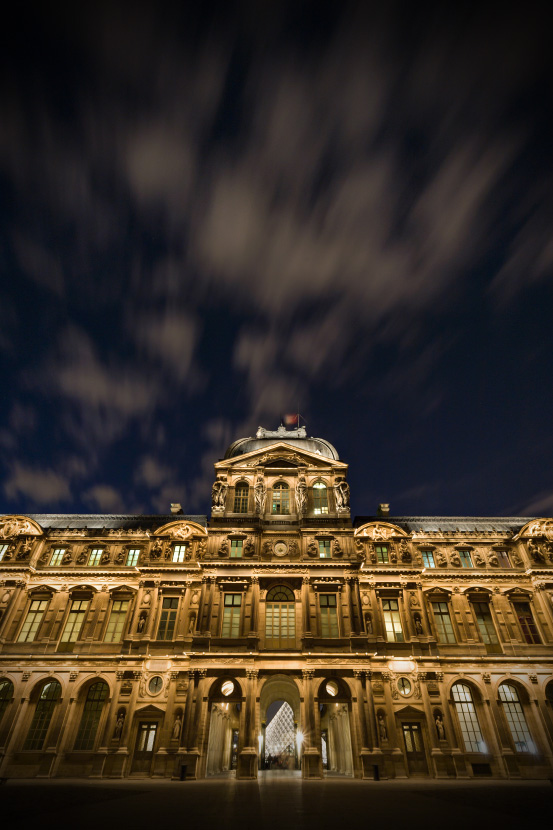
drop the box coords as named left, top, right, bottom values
left=246, top=668, right=259, bottom=679
left=302, top=669, right=315, bottom=680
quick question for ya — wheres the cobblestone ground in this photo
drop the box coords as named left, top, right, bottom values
left=4, top=775, right=552, bottom=830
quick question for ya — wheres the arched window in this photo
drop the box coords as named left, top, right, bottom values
left=313, top=482, right=329, bottom=515
left=74, top=681, right=109, bottom=750
left=24, top=680, right=61, bottom=750
left=0, top=678, right=14, bottom=724
left=498, top=683, right=534, bottom=752
left=265, top=585, right=295, bottom=648
left=234, top=483, right=249, bottom=513
left=272, top=482, right=290, bottom=515
left=451, top=683, right=485, bottom=752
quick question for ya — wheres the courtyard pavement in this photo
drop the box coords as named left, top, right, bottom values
left=3, top=774, right=552, bottom=830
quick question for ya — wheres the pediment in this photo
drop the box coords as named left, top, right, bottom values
left=154, top=520, right=207, bottom=539
left=0, top=515, right=43, bottom=539
left=215, top=442, right=347, bottom=471
left=396, top=704, right=424, bottom=716
left=515, top=518, right=553, bottom=540
left=135, top=704, right=165, bottom=716
left=354, top=521, right=409, bottom=540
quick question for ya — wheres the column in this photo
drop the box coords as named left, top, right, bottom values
left=0, top=581, right=27, bottom=642
left=301, top=669, right=322, bottom=778
left=143, top=583, right=160, bottom=640
left=355, top=579, right=366, bottom=634
left=249, top=576, right=259, bottom=637
left=346, top=578, right=357, bottom=635
left=236, top=668, right=258, bottom=779
left=302, top=576, right=312, bottom=637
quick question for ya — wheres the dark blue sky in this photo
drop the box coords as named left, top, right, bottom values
left=1, top=1, right=552, bottom=518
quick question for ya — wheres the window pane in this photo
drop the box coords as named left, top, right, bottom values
left=498, top=684, right=534, bottom=752
left=472, top=602, right=499, bottom=644
left=126, top=549, right=140, bottom=566
left=173, top=545, right=187, bottom=563
left=230, top=540, right=243, bottom=558
left=104, top=600, right=130, bottom=643
left=74, top=682, right=108, bottom=750
left=320, top=594, right=338, bottom=637
left=60, top=599, right=89, bottom=642
left=432, top=601, right=456, bottom=643
left=88, top=548, right=103, bottom=566
left=452, top=683, right=485, bottom=752
left=0, top=544, right=8, bottom=562
left=234, top=485, right=249, bottom=513
left=376, top=545, right=389, bottom=563
left=222, top=594, right=242, bottom=637
left=421, top=551, right=435, bottom=568
left=459, top=550, right=473, bottom=567
left=49, top=548, right=65, bottom=566
left=382, top=599, right=404, bottom=642
left=272, top=483, right=290, bottom=515
left=496, top=550, right=511, bottom=568
left=18, top=599, right=48, bottom=643
left=515, top=603, right=541, bottom=644
left=24, top=681, right=61, bottom=750
left=0, top=679, right=14, bottom=724
left=313, top=482, right=329, bottom=515
left=157, top=597, right=179, bottom=640
left=318, top=540, right=331, bottom=559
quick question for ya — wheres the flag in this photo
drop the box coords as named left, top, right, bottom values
left=284, top=413, right=299, bottom=427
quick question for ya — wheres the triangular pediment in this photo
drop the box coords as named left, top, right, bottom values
left=396, top=704, right=424, bottom=716
left=214, top=442, right=347, bottom=471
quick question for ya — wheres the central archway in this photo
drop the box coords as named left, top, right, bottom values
left=259, top=674, right=301, bottom=771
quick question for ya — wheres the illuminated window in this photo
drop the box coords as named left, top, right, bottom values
left=431, top=601, right=456, bottom=643
left=104, top=599, right=129, bottom=643
left=230, top=539, right=243, bottom=558
left=496, top=550, right=511, bottom=568
left=24, top=680, right=61, bottom=750
left=320, top=594, right=339, bottom=637
left=313, top=482, right=329, bottom=515
left=126, top=548, right=140, bottom=566
left=272, top=483, right=290, bottom=515
left=60, top=599, right=89, bottom=643
left=382, top=598, right=404, bottom=642
left=451, top=683, right=485, bottom=752
left=18, top=598, right=48, bottom=642
left=265, top=585, right=295, bottom=648
left=74, top=682, right=108, bottom=751
left=222, top=594, right=242, bottom=637
left=376, top=545, right=389, bottom=564
left=234, top=483, right=249, bottom=513
left=458, top=550, right=473, bottom=568
left=421, top=550, right=435, bottom=568
left=472, top=601, right=499, bottom=645
left=88, top=548, right=103, bottom=566
left=498, top=684, right=534, bottom=752
left=0, top=679, right=14, bottom=724
left=172, top=545, right=187, bottom=563
left=157, top=597, right=178, bottom=640
left=318, top=540, right=331, bottom=559
left=0, top=544, right=8, bottom=562
left=515, top=602, right=541, bottom=644
left=49, top=548, right=65, bottom=566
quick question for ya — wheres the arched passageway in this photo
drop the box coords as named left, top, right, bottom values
left=205, top=678, right=242, bottom=776
left=259, top=675, right=301, bottom=771
left=318, top=678, right=354, bottom=776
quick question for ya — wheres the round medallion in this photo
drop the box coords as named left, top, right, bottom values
left=397, top=677, right=412, bottom=696
left=148, top=675, right=163, bottom=695
left=274, top=540, right=288, bottom=557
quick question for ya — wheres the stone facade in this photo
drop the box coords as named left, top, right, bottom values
left=0, top=428, right=552, bottom=780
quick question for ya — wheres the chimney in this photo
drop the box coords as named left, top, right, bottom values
left=170, top=503, right=183, bottom=514
left=377, top=503, right=390, bottom=517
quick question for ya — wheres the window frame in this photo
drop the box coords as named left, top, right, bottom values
left=126, top=548, right=140, bottom=567
left=495, top=550, right=511, bottom=568
left=233, top=483, right=249, bottom=513
left=265, top=585, right=296, bottom=648
left=49, top=548, right=66, bottom=566
left=172, top=544, right=188, bottom=563
left=0, top=544, right=9, bottom=562
left=498, top=683, right=534, bottom=753
left=271, top=482, right=290, bottom=515
left=319, top=593, right=339, bottom=637
left=458, top=549, right=473, bottom=568
left=513, top=601, right=541, bottom=644
left=17, top=596, right=50, bottom=643
left=230, top=539, right=243, bottom=558
left=375, top=544, right=389, bottom=564
left=87, top=548, right=103, bottom=567
left=318, top=539, right=331, bottom=559
left=421, top=550, right=435, bottom=568
left=73, top=681, right=109, bottom=751
left=471, top=600, right=500, bottom=646
left=381, top=597, right=404, bottom=642
left=221, top=593, right=242, bottom=637
left=431, top=600, right=457, bottom=643
left=313, top=481, right=329, bottom=515
left=0, top=678, right=14, bottom=725
left=451, top=682, right=486, bottom=753
left=104, top=598, right=130, bottom=643
left=24, top=680, right=62, bottom=751
left=59, top=598, right=90, bottom=644
left=157, top=596, right=179, bottom=641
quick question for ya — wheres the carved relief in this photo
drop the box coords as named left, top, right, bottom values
left=254, top=475, right=267, bottom=514
left=0, top=517, right=41, bottom=539
left=333, top=478, right=350, bottom=510
left=295, top=475, right=307, bottom=515
left=211, top=478, right=228, bottom=510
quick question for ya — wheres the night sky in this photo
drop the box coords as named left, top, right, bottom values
left=1, top=2, right=552, bottom=519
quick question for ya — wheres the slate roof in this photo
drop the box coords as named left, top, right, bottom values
left=1, top=513, right=207, bottom=530
left=354, top=516, right=534, bottom=534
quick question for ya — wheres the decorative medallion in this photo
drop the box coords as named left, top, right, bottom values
left=274, top=540, right=288, bottom=557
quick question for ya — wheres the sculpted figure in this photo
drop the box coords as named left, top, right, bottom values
left=197, top=539, right=207, bottom=559
left=409, top=592, right=419, bottom=607
left=365, top=613, right=373, bottom=635
left=115, top=549, right=125, bottom=565
left=172, top=714, right=183, bottom=741
left=414, top=615, right=423, bottom=635
left=435, top=714, right=446, bottom=740
left=487, top=551, right=499, bottom=567
left=473, top=550, right=486, bottom=567
left=527, top=539, right=545, bottom=563
left=76, top=550, right=87, bottom=565
left=334, top=478, right=350, bottom=509
left=399, top=539, right=411, bottom=562
left=188, top=613, right=196, bottom=634
left=295, top=475, right=308, bottom=515
left=435, top=550, right=447, bottom=567
left=137, top=613, right=147, bottom=633
left=449, top=551, right=461, bottom=567
left=378, top=713, right=388, bottom=741
left=114, top=710, right=125, bottom=740
left=101, top=550, right=111, bottom=565
left=16, top=538, right=33, bottom=560
left=332, top=539, right=342, bottom=557
left=211, top=478, right=228, bottom=509
left=150, top=539, right=163, bottom=560
left=510, top=549, right=522, bottom=567
left=62, top=550, right=73, bottom=565
left=254, top=476, right=267, bottom=514
left=244, top=537, right=255, bottom=557
left=307, top=541, right=318, bottom=558
left=218, top=540, right=229, bottom=557
left=288, top=540, right=299, bottom=557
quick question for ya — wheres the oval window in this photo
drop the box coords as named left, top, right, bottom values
left=397, top=677, right=412, bottom=696
left=326, top=680, right=339, bottom=697
left=221, top=680, right=235, bottom=696
left=148, top=676, right=163, bottom=695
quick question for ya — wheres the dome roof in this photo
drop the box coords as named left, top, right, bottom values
left=224, top=425, right=339, bottom=460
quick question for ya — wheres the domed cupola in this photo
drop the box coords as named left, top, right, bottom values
left=224, top=425, right=340, bottom=461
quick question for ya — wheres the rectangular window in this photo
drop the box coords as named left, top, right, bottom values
left=222, top=594, right=242, bottom=637
left=157, top=597, right=179, bottom=640
left=104, top=599, right=130, bottom=643
left=88, top=548, right=103, bottom=566
left=515, top=602, right=541, bottom=644
left=126, top=548, right=140, bottom=566
left=496, top=550, right=511, bottom=568
left=233, top=486, right=249, bottom=513
left=458, top=550, right=473, bottom=568
left=49, top=548, right=65, bottom=566
left=313, top=483, right=329, bottom=515
left=319, top=594, right=339, bottom=637
left=421, top=550, right=435, bottom=568
left=0, top=544, right=8, bottom=562
left=376, top=545, right=389, bottom=564
left=431, top=601, right=456, bottom=643
left=382, top=598, right=404, bottom=642
left=318, top=540, right=331, bottom=559
left=60, top=599, right=89, bottom=643
left=230, top=540, right=243, bottom=558
left=18, top=599, right=48, bottom=642
left=472, top=602, right=499, bottom=645
left=172, top=545, right=187, bottom=563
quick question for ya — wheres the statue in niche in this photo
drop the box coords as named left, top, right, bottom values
left=188, top=613, right=196, bottom=634
left=150, top=539, right=163, bottom=560
left=334, top=478, right=350, bottom=509
left=38, top=549, right=49, bottom=565
left=378, top=713, right=388, bottom=741
left=435, top=550, right=447, bottom=567
left=197, top=539, right=206, bottom=559
left=295, top=475, right=308, bottom=515
left=172, top=713, right=183, bottom=741
left=473, top=550, right=486, bottom=567
left=218, top=540, right=229, bottom=557
left=332, top=539, right=342, bottom=557
left=435, top=713, right=446, bottom=740
left=16, top=538, right=33, bottom=560
left=450, top=551, right=461, bottom=567
left=137, top=612, right=147, bottom=633
left=101, top=550, right=111, bottom=565
left=115, top=549, right=126, bottom=565
left=211, top=478, right=228, bottom=509
left=527, top=539, right=545, bottom=563
left=288, top=540, right=299, bottom=558
left=389, top=545, right=398, bottom=563
left=244, top=537, right=255, bottom=557
left=307, top=541, right=318, bottom=558
left=365, top=613, right=373, bottom=635
left=510, top=549, right=522, bottom=567
left=409, top=592, right=419, bottom=608
left=399, top=539, right=411, bottom=562
left=355, top=539, right=364, bottom=556
left=414, top=615, right=423, bottom=635
left=62, top=550, right=73, bottom=565
left=113, top=710, right=125, bottom=740
left=76, top=550, right=87, bottom=565
left=487, top=551, right=499, bottom=567
left=254, top=476, right=267, bottom=514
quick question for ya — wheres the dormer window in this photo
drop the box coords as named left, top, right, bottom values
left=234, top=483, right=249, bottom=513
left=313, top=482, right=329, bottom=515
left=272, top=482, right=290, bottom=515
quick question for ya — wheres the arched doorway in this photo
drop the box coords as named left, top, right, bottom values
left=259, top=675, right=301, bottom=772
left=318, top=678, right=354, bottom=776
left=205, top=677, right=242, bottom=776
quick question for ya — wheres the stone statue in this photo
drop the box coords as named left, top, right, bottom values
left=16, top=538, right=33, bottom=560
left=137, top=613, right=147, bottom=633
left=450, top=551, right=461, bottom=567
left=409, top=592, right=419, bottom=607
left=114, top=710, right=125, bottom=740
left=115, top=549, right=126, bottom=564
left=254, top=476, right=266, bottom=515
left=197, top=539, right=207, bottom=559
left=244, top=538, right=255, bottom=557
left=378, top=713, right=387, bottom=741
left=487, top=551, right=499, bottom=567
left=527, top=539, right=545, bottom=563
left=218, top=540, right=229, bottom=557
left=211, top=478, right=228, bottom=510
left=62, top=550, right=73, bottom=565
left=172, top=714, right=182, bottom=741
left=510, top=549, right=522, bottom=567
left=288, top=540, right=299, bottom=558
left=399, top=539, right=411, bottom=562
left=435, top=550, right=447, bottom=567
left=435, top=714, right=446, bottom=740
left=334, top=478, right=350, bottom=509
left=295, top=475, right=308, bottom=515
left=76, top=550, right=87, bottom=565
left=307, top=541, right=318, bottom=558
left=101, top=550, right=111, bottom=565
left=473, top=550, right=486, bottom=567
left=414, top=616, right=423, bottom=635
left=150, top=539, right=163, bottom=560
left=365, top=613, right=373, bottom=635
left=332, top=539, right=342, bottom=557
left=188, top=613, right=196, bottom=634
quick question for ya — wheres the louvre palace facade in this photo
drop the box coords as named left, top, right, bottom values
left=1, top=425, right=553, bottom=781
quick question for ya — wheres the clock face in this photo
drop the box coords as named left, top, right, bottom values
left=148, top=676, right=163, bottom=695
left=398, top=677, right=412, bottom=696
left=274, top=541, right=288, bottom=557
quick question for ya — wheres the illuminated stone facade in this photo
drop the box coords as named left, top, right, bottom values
left=0, top=426, right=553, bottom=780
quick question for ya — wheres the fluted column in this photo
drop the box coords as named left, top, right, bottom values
left=236, top=668, right=258, bottom=779
left=249, top=576, right=259, bottom=636
left=302, top=576, right=312, bottom=635
left=353, top=670, right=370, bottom=750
